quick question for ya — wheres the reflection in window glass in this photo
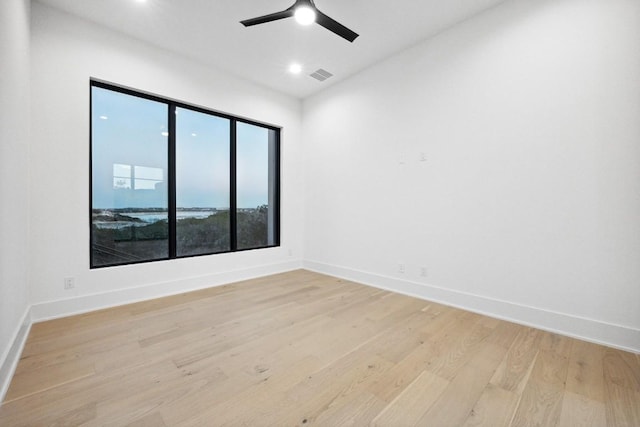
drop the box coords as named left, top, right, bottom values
left=176, top=108, right=231, bottom=256
left=91, top=86, right=169, bottom=267
left=236, top=122, right=278, bottom=250
left=113, top=164, right=132, bottom=189
left=134, top=166, right=163, bottom=190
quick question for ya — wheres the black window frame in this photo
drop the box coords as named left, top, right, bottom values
left=90, top=80, right=281, bottom=269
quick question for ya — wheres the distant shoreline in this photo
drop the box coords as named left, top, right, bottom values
left=92, top=207, right=227, bottom=213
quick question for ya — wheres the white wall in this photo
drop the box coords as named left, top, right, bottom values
left=303, top=0, right=640, bottom=351
left=28, top=3, right=304, bottom=319
left=0, top=0, right=32, bottom=399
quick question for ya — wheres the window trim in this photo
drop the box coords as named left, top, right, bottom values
left=90, top=80, right=281, bottom=269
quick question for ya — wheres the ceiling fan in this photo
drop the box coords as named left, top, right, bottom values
left=240, top=0, right=359, bottom=43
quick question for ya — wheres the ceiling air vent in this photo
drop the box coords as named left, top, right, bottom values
left=310, top=68, right=333, bottom=82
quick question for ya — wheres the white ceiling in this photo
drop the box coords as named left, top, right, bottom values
left=36, top=0, right=508, bottom=99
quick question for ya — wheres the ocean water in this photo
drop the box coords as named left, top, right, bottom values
left=93, top=210, right=217, bottom=229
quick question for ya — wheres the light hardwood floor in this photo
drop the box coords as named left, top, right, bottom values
left=1, top=270, right=639, bottom=426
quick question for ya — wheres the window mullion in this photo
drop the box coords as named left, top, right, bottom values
left=230, top=119, right=237, bottom=251
left=168, top=104, right=177, bottom=259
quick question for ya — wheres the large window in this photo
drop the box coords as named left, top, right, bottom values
left=91, top=81, right=280, bottom=268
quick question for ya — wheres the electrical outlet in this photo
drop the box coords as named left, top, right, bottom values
left=420, top=267, right=428, bottom=277
left=398, top=263, right=405, bottom=274
left=64, top=277, right=75, bottom=290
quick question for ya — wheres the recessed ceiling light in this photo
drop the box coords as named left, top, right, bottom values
left=99, top=115, right=108, bottom=120
left=294, top=6, right=316, bottom=26
left=191, top=133, right=197, bottom=137
left=289, top=63, right=303, bottom=74
left=161, top=132, right=169, bottom=137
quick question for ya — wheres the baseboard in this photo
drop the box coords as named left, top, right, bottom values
left=31, top=260, right=303, bottom=322
left=0, top=306, right=32, bottom=403
left=304, top=260, right=640, bottom=354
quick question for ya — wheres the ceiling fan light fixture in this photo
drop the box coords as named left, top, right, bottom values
left=294, top=6, right=316, bottom=26
left=240, top=0, right=358, bottom=42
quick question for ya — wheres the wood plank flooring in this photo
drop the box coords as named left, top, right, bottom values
left=1, top=270, right=638, bottom=426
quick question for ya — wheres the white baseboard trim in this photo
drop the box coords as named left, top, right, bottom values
left=304, top=260, right=640, bottom=354
left=0, top=306, right=32, bottom=403
left=31, top=260, right=303, bottom=323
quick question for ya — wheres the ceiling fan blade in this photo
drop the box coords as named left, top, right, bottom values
left=315, top=10, right=359, bottom=42
left=240, top=9, right=294, bottom=27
